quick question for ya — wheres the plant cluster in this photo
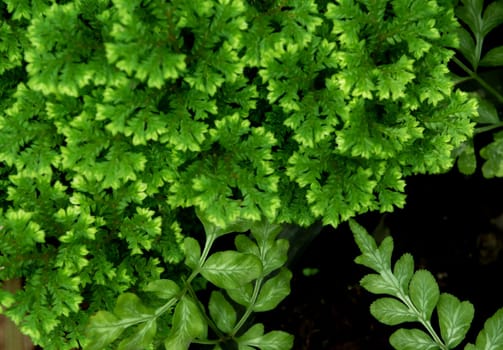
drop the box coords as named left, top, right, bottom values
left=0, top=0, right=478, bottom=349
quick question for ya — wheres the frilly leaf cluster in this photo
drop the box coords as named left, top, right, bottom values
left=0, top=0, right=477, bottom=348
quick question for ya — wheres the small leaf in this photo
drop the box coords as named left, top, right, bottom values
left=172, top=295, right=207, bottom=339
left=84, top=311, right=126, bottom=350
left=235, top=234, right=260, bottom=256
left=370, top=297, right=418, bottom=325
left=196, top=208, right=251, bottom=238
left=360, top=274, right=399, bottom=296
left=476, top=98, right=500, bottom=124
left=118, top=320, right=157, bottom=350
left=437, top=293, right=474, bottom=348
left=239, top=323, right=264, bottom=341
left=201, top=251, right=262, bottom=289
left=253, top=268, right=292, bottom=312
left=480, top=46, right=503, bottom=67
left=466, top=307, right=503, bottom=350
left=144, top=279, right=180, bottom=300
left=393, top=253, right=414, bottom=293
left=184, top=237, right=201, bottom=270
left=457, top=141, right=477, bottom=175
left=209, top=291, right=237, bottom=333
left=114, top=293, right=153, bottom=320
left=226, top=283, right=253, bottom=306
left=455, top=27, right=477, bottom=69
left=480, top=131, right=503, bottom=178
left=250, top=218, right=283, bottom=243
left=163, top=333, right=191, bottom=350
left=389, top=328, right=439, bottom=350
left=409, top=270, right=440, bottom=321
left=456, top=0, right=484, bottom=40
left=237, top=327, right=294, bottom=350
left=481, top=1, right=503, bottom=37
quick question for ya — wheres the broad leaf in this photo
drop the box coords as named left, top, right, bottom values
left=360, top=273, right=399, bottom=296
left=114, top=293, right=153, bottom=321
left=350, top=219, right=383, bottom=272
left=481, top=0, right=503, bottom=37
left=455, top=27, right=477, bottom=69
left=163, top=333, right=191, bottom=350
left=480, top=46, right=503, bottom=67
left=370, top=297, right=418, bottom=325
left=249, top=218, right=282, bottom=243
left=238, top=323, right=264, bottom=342
left=456, top=0, right=484, bottom=40
left=238, top=328, right=294, bottom=350
left=84, top=311, right=126, bottom=350
left=476, top=98, right=500, bottom=124
left=457, top=141, right=477, bottom=175
left=465, top=307, right=503, bottom=350
left=196, top=208, right=251, bottom=238
left=393, top=253, right=415, bottom=293
left=226, top=283, right=254, bottom=307
left=209, top=291, right=237, bottom=333
left=235, top=234, right=260, bottom=256
left=409, top=270, right=439, bottom=321
left=253, top=268, right=292, bottom=312
left=144, top=279, right=180, bottom=300
left=437, top=293, right=474, bottom=348
left=201, top=251, right=262, bottom=289
left=260, top=238, right=289, bottom=275
left=390, top=328, right=440, bottom=350
left=172, top=295, right=207, bottom=339
left=118, top=320, right=157, bottom=350
left=480, top=131, right=503, bottom=178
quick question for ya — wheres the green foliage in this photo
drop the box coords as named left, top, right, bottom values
left=451, top=0, right=503, bottom=177
left=0, top=0, right=477, bottom=348
left=84, top=213, right=294, bottom=350
left=350, top=219, right=503, bottom=350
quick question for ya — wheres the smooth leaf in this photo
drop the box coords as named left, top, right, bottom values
left=184, top=237, right=201, bottom=270
left=226, top=283, right=254, bottom=307
left=238, top=328, right=294, bottom=350
left=457, top=141, right=477, bottom=175
left=437, top=293, right=474, bottom=348
left=196, top=208, right=251, bottom=238
left=480, top=131, right=503, bottom=178
left=238, top=323, right=265, bottom=341
left=481, top=0, right=503, bottom=37
left=201, top=251, right=262, bottom=289
left=235, top=234, right=260, bottom=256
left=250, top=218, right=282, bottom=243
left=350, top=219, right=383, bottom=272
left=253, top=268, right=292, bottom=312
left=390, top=328, right=440, bottom=350
left=370, top=297, right=418, bottom=325
left=85, top=311, right=126, bottom=350
left=114, top=293, right=153, bottom=320
left=465, top=307, right=503, bottom=350
left=172, top=295, right=207, bottom=339
left=260, top=239, right=289, bottom=275
left=117, top=320, right=157, bottom=350
left=455, top=27, right=477, bottom=68
left=360, top=273, right=399, bottom=296
left=476, top=98, right=500, bottom=124
left=209, top=291, right=237, bottom=333
left=163, top=333, right=191, bottom=350
left=393, top=253, right=415, bottom=293
left=480, top=46, right=503, bottom=67
left=409, top=270, right=440, bottom=321
left=144, top=279, right=180, bottom=300
left=456, top=0, right=484, bottom=39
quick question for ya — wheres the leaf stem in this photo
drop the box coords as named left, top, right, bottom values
left=475, top=122, right=503, bottom=134
left=452, top=56, right=503, bottom=104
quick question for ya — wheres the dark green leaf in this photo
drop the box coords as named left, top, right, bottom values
left=480, top=46, right=503, bottom=67
left=455, top=27, right=477, bottom=69
left=144, top=279, right=180, bottom=300
left=370, top=297, right=418, bottom=325
left=209, top=291, right=237, bottom=333
left=201, top=251, right=262, bottom=289
left=481, top=0, right=503, bottom=37
left=389, top=328, right=440, bottom=350
left=456, top=0, right=484, bottom=39
left=253, top=268, right=292, bottom=312
left=480, top=131, right=503, bottom=178
left=437, top=293, right=474, bottom=348
left=409, top=270, right=440, bottom=321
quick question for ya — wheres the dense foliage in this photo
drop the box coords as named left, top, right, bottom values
left=0, top=0, right=477, bottom=348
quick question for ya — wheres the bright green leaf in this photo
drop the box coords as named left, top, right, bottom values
left=84, top=311, right=126, bottom=350
left=172, top=295, right=207, bottom=339
left=390, top=328, right=440, bottom=350
left=465, top=307, right=503, bottom=350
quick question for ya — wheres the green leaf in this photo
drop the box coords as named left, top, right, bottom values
left=370, top=297, right=418, bottom=325
left=201, top=251, right=262, bottom=289
left=393, top=253, right=415, bottom=293
left=117, top=320, right=157, bottom=350
left=237, top=326, right=294, bottom=350
left=350, top=219, right=383, bottom=272
left=481, top=0, right=503, bottom=37
left=209, top=291, right=237, bottom=333
left=409, top=270, right=440, bottom=321
left=253, top=268, right=292, bottom=312
left=476, top=98, right=500, bottom=124
left=390, top=328, right=440, bottom=350
left=260, top=239, right=289, bottom=276
left=249, top=218, right=283, bottom=243
left=456, top=0, right=484, bottom=40
left=480, top=46, right=503, bottom=67
left=235, top=234, right=260, bottom=256
left=144, top=279, right=180, bottom=300
left=465, top=307, right=503, bottom=350
left=360, top=274, right=399, bottom=296
left=163, top=333, right=191, bottom=350
left=480, top=131, right=503, bottom=178
left=437, top=293, right=474, bottom=348
left=456, top=27, right=478, bottom=69
left=238, top=323, right=264, bottom=341
left=172, top=295, right=207, bottom=339
left=456, top=140, right=477, bottom=175
left=184, top=237, right=201, bottom=270
left=84, top=311, right=126, bottom=350
left=114, top=293, right=154, bottom=320
left=196, top=207, right=252, bottom=239
left=226, top=283, right=254, bottom=307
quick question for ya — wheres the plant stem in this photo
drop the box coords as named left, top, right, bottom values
left=452, top=56, right=503, bottom=104
left=475, top=122, right=503, bottom=134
